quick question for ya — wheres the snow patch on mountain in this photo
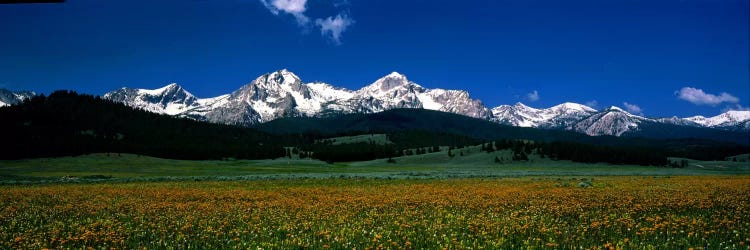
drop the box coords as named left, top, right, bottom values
left=491, top=103, right=543, bottom=127
left=491, top=102, right=597, bottom=129
left=572, top=106, right=648, bottom=136
left=684, top=110, right=750, bottom=130
left=417, top=91, right=444, bottom=110
left=103, top=83, right=200, bottom=115
left=0, top=89, right=36, bottom=107
left=307, top=82, right=355, bottom=101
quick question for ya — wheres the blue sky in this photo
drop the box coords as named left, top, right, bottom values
left=1, top=0, right=748, bottom=117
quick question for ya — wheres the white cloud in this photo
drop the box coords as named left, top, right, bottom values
left=675, top=87, right=739, bottom=106
left=525, top=90, right=539, bottom=102
left=262, top=0, right=306, bottom=14
left=623, top=102, right=642, bottom=115
left=315, top=14, right=354, bottom=45
left=260, top=0, right=310, bottom=25
left=585, top=100, right=598, bottom=109
left=259, top=0, right=354, bottom=44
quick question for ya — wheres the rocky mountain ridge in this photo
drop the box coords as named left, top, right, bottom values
left=48, top=69, right=750, bottom=136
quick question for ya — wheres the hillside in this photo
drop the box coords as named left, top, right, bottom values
left=256, top=108, right=590, bottom=140
left=258, top=109, right=748, bottom=161
left=256, top=108, right=750, bottom=145
left=0, top=91, right=288, bottom=160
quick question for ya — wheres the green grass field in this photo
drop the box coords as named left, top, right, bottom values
left=725, top=153, right=750, bottom=162
left=1, top=144, right=748, bottom=184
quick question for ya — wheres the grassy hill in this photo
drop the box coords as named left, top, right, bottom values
left=726, top=153, right=750, bottom=162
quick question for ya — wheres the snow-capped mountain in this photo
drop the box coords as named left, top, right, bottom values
left=103, top=83, right=202, bottom=115
left=572, top=106, right=653, bottom=136
left=0, top=89, right=35, bottom=107
left=489, top=102, right=654, bottom=136
left=684, top=111, right=750, bottom=131
left=656, top=116, right=701, bottom=127
left=353, top=72, right=423, bottom=111
left=348, top=72, right=490, bottom=119
left=419, top=89, right=490, bottom=119
left=491, top=102, right=597, bottom=129
left=491, top=102, right=545, bottom=127
left=104, top=69, right=489, bottom=126
left=491, top=103, right=750, bottom=136
left=102, top=69, right=750, bottom=136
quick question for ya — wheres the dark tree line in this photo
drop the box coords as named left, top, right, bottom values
left=479, top=139, right=668, bottom=166
left=387, top=131, right=480, bottom=149
left=307, top=135, right=738, bottom=165
left=537, top=141, right=668, bottom=166
left=302, top=142, right=398, bottom=163
left=0, top=91, right=288, bottom=160
left=304, top=131, right=483, bottom=163
left=301, top=131, right=480, bottom=163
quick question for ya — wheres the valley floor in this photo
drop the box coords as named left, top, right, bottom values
left=2, top=176, right=749, bottom=249
left=1, top=151, right=748, bottom=184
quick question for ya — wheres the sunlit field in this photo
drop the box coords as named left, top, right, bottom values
left=2, top=176, right=748, bottom=249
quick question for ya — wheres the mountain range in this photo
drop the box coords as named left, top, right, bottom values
left=102, top=69, right=491, bottom=126
left=4, top=91, right=746, bottom=162
left=3, top=69, right=749, bottom=137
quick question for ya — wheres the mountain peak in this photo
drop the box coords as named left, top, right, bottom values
left=138, top=83, right=185, bottom=96
left=513, top=102, right=532, bottom=109
left=552, top=102, right=597, bottom=112
left=606, top=106, right=625, bottom=112
left=363, top=71, right=415, bottom=93
left=242, top=70, right=305, bottom=95
left=165, top=83, right=182, bottom=90
left=276, top=68, right=298, bottom=77
left=265, top=69, right=301, bottom=84
left=385, top=71, right=406, bottom=79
